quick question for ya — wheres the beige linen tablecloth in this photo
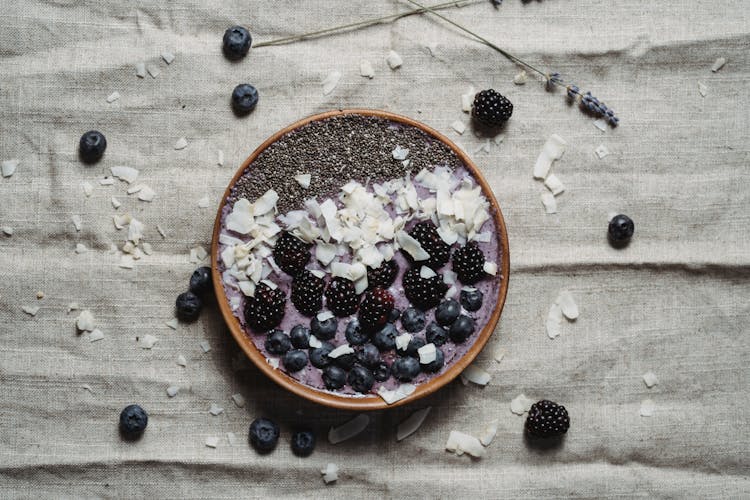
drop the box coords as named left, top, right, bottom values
left=1, top=0, right=748, bottom=498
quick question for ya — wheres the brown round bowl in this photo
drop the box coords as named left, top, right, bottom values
left=211, top=109, right=510, bottom=411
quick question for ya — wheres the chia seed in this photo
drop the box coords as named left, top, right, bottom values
left=229, top=114, right=461, bottom=213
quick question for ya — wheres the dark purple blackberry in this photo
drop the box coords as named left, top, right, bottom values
left=272, top=231, right=311, bottom=276
left=472, top=89, right=513, bottom=127
left=452, top=242, right=486, bottom=285
left=525, top=400, right=570, bottom=438
left=243, top=282, right=286, bottom=332
left=291, top=270, right=325, bottom=316
left=366, top=260, right=399, bottom=289
left=407, top=221, right=451, bottom=269
left=325, top=277, right=359, bottom=316
left=358, top=287, right=395, bottom=331
left=402, top=267, right=449, bottom=310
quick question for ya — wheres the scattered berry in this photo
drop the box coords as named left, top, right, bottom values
left=322, top=365, right=347, bottom=390
left=325, top=277, right=359, bottom=316
left=608, top=214, right=635, bottom=244
left=189, top=266, right=212, bottom=296
left=222, top=26, right=252, bottom=60
left=345, top=319, right=369, bottom=345
left=367, top=260, right=399, bottom=289
left=372, top=361, right=390, bottom=382
left=332, top=351, right=356, bottom=371
left=282, top=349, right=308, bottom=372
left=402, top=267, right=449, bottom=310
left=525, top=400, right=570, bottom=438
left=290, top=324, right=311, bottom=349
left=272, top=232, right=310, bottom=276
left=309, top=342, right=334, bottom=368
left=435, top=299, right=461, bottom=326
left=372, top=323, right=398, bottom=352
left=231, top=84, right=259, bottom=115
left=425, top=322, right=449, bottom=346
left=449, top=315, right=475, bottom=343
left=347, top=365, right=375, bottom=393
left=119, top=404, right=148, bottom=437
left=420, top=347, right=445, bottom=373
left=358, top=287, right=395, bottom=330
left=291, top=270, right=325, bottom=316
left=388, top=308, right=402, bottom=323
left=407, top=221, right=451, bottom=269
left=290, top=429, right=316, bottom=457
left=265, top=329, right=291, bottom=355
left=310, top=315, right=338, bottom=341
left=356, top=344, right=380, bottom=367
left=79, top=130, right=107, bottom=163
left=391, top=357, right=420, bottom=382
left=244, top=282, right=286, bottom=332
left=452, top=243, right=486, bottom=285
left=249, top=417, right=279, bottom=453
left=460, top=288, right=484, bottom=312
left=401, top=307, right=426, bottom=332
left=398, top=336, right=425, bottom=358
left=472, top=89, right=513, bottom=127
left=176, top=291, right=202, bottom=322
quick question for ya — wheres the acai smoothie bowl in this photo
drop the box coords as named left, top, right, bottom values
left=211, top=109, right=509, bottom=410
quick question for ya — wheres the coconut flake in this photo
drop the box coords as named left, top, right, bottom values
left=419, top=266, right=436, bottom=279
left=461, top=86, right=475, bottom=112
left=135, top=62, right=146, bottom=78
left=199, top=340, right=211, bottom=353
left=329, top=414, right=370, bottom=444
left=106, top=91, right=120, bottom=103
left=197, top=195, right=210, bottom=208
left=2, top=226, right=13, bottom=236
left=321, top=463, right=339, bottom=484
left=396, top=230, right=429, bottom=261
left=640, top=399, right=656, bottom=417
left=593, top=119, right=607, bottom=132
left=396, top=407, right=431, bottom=441
left=231, top=393, right=246, bottom=407
left=82, top=182, right=93, bottom=198
left=711, top=57, right=726, bottom=72
left=322, top=71, right=341, bottom=96
left=461, top=364, right=491, bottom=386
left=386, top=50, right=403, bottom=69
left=479, top=421, right=498, bottom=446
left=556, top=290, right=579, bottom=320
left=392, top=145, right=409, bottom=161
left=75, top=243, right=87, bottom=254
left=166, top=386, right=179, bottom=397
left=205, top=436, right=219, bottom=448
left=127, top=218, right=144, bottom=244
left=317, top=310, right=334, bottom=322
left=1, top=159, right=18, bottom=178
left=445, top=431, right=485, bottom=458
left=328, top=344, right=355, bottom=359
left=546, top=303, right=563, bottom=339
left=595, top=144, right=610, bottom=159
left=377, top=383, right=416, bottom=404
left=698, top=82, right=708, bottom=97
left=643, top=371, right=659, bottom=388
left=308, top=335, right=322, bottom=349
left=174, top=137, right=188, bottom=150
left=418, top=343, right=437, bottom=364
left=544, top=174, right=565, bottom=195
left=142, top=242, right=153, bottom=255
left=395, top=333, right=413, bottom=351
left=533, top=134, right=567, bottom=179
left=76, top=310, right=95, bottom=331
left=67, top=302, right=80, bottom=313
left=254, top=189, right=279, bottom=216
left=161, top=51, right=175, bottom=64
left=541, top=192, right=557, bottom=214
left=294, top=174, right=311, bottom=188
left=137, top=185, right=156, bottom=202
left=510, top=394, right=534, bottom=415
left=88, top=329, right=104, bottom=342
left=216, top=149, right=225, bottom=167
left=146, top=64, right=160, bottom=78
left=99, top=177, right=115, bottom=186
left=139, top=334, right=158, bottom=349
left=310, top=269, right=325, bottom=279
left=493, top=347, right=506, bottom=363
left=513, top=70, right=528, bottom=85
left=111, top=166, right=139, bottom=184
left=451, top=120, right=466, bottom=135
left=483, top=261, right=497, bottom=276
left=177, top=354, right=187, bottom=367
left=209, top=403, right=224, bottom=416
left=22, top=305, right=40, bottom=316
left=359, top=60, right=375, bottom=78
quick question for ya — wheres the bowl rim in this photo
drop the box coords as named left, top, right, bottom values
left=211, top=108, right=510, bottom=411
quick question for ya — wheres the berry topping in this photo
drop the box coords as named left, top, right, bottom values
left=282, top=349, right=308, bottom=372
left=608, top=214, right=635, bottom=244
left=345, top=319, right=369, bottom=345
left=289, top=324, right=311, bottom=349
left=366, top=260, right=399, bottom=289
left=332, top=351, right=356, bottom=371
left=322, top=365, right=347, bottom=390
left=231, top=84, right=259, bottom=115
left=435, top=299, right=461, bottom=326
left=291, top=270, right=325, bottom=316
left=472, top=89, right=513, bottom=127
left=460, top=288, right=484, bottom=312
left=452, top=242, right=486, bottom=285
left=189, top=266, right=212, bottom=297
left=420, top=347, right=445, bottom=373
left=407, top=221, right=451, bottom=269
left=372, top=361, right=391, bottom=382
left=175, top=291, right=202, bottom=322
left=265, top=329, right=291, bottom=355
left=249, top=417, right=279, bottom=453
left=310, top=315, right=338, bottom=340
left=401, top=307, right=426, bottom=332
left=347, top=365, right=375, bottom=393
left=397, top=336, right=425, bottom=358
left=425, top=322, right=449, bottom=346
left=244, top=282, right=286, bottom=332
left=391, top=357, right=421, bottom=382
left=525, top=400, right=570, bottom=438
left=449, top=315, right=475, bottom=343
left=272, top=231, right=311, bottom=276
left=222, top=26, right=252, bottom=60
left=325, top=277, right=359, bottom=316
left=356, top=344, right=380, bottom=367
left=309, top=342, right=335, bottom=368
left=402, top=267, right=449, bottom=310
left=119, top=404, right=148, bottom=437
left=358, top=287, right=395, bottom=330
left=79, top=130, right=107, bottom=164
left=372, top=323, right=398, bottom=352
left=388, top=307, right=402, bottom=323
left=290, top=429, right=316, bottom=457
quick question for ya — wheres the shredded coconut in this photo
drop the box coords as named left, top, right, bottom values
left=510, top=394, right=534, bottom=415
left=461, top=364, right=491, bottom=386
left=176, top=354, right=187, bottom=367
left=199, top=340, right=211, bottom=353
left=135, top=62, right=146, bottom=78
left=322, top=71, right=341, bottom=96
left=72, top=215, right=82, bottom=231
left=451, top=120, right=466, bottom=135
left=513, top=70, right=528, bottom=85
left=174, top=137, right=188, bottom=150
left=231, top=393, right=246, bottom=407
left=386, top=50, right=403, bottom=69
left=359, top=60, right=375, bottom=79
left=205, top=436, right=219, bottom=448
left=595, top=144, right=610, bottom=159
left=139, top=334, right=158, bottom=349
left=1, top=159, right=18, bottom=178
left=396, top=407, right=431, bottom=441
left=321, top=463, right=338, bottom=484
left=106, top=91, right=120, bottom=103
left=209, top=403, right=224, bottom=416
left=22, top=305, right=40, bottom=316
left=711, top=57, right=726, bottom=72
left=533, top=134, right=567, bottom=179
left=76, top=310, right=95, bottom=331
left=166, top=386, right=179, bottom=397
left=146, top=64, right=160, bottom=78
left=640, top=399, right=656, bottom=417
left=198, top=195, right=210, bottom=208
left=643, top=371, right=659, bottom=388
left=329, top=414, right=370, bottom=444
left=161, top=51, right=175, bottom=64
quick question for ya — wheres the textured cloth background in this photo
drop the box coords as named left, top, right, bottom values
left=0, top=0, right=748, bottom=498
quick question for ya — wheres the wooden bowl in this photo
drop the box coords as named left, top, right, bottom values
left=211, top=109, right=510, bottom=411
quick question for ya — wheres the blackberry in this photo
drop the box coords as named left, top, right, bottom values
left=291, top=270, right=325, bottom=316
left=407, top=221, right=451, bottom=269
left=366, top=260, right=399, bottom=289
left=472, top=89, right=513, bottom=127
left=325, top=277, right=359, bottom=316
left=244, top=282, right=286, bottom=332
left=402, top=267, right=449, bottom=310
left=272, top=231, right=311, bottom=276
left=452, top=242, right=486, bottom=285
left=525, top=400, right=570, bottom=438
left=358, top=287, right=395, bottom=330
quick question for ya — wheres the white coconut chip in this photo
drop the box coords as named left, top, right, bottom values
left=640, top=399, right=656, bottom=417
left=146, top=64, right=160, bottom=78
left=396, top=231, right=429, bottom=261
left=711, top=57, right=726, bottom=72
left=142, top=242, right=153, bottom=255
left=317, top=310, right=334, bottom=322
left=510, top=394, right=534, bottom=415
left=698, top=82, right=708, bottom=97
left=217, top=149, right=224, bottom=166
left=139, top=334, right=158, bottom=349
left=254, top=190, right=279, bottom=216
left=308, top=335, right=322, bottom=349
left=109, top=197, right=121, bottom=210
left=322, top=71, right=341, bottom=96
left=445, top=431, right=485, bottom=458
left=231, top=393, right=246, bottom=407
left=451, top=120, right=466, bottom=135
left=161, top=51, right=175, bottom=64
left=174, top=137, right=188, bottom=150
left=227, top=432, right=238, bottom=445
left=127, top=185, right=142, bottom=195
left=386, top=50, right=403, bottom=69
left=205, top=436, right=219, bottom=448
left=540, top=192, right=557, bottom=214
left=106, top=91, right=120, bottom=103
left=643, top=371, right=659, bottom=388
left=75, top=243, right=87, bottom=254
left=445, top=286, right=458, bottom=299
left=199, top=340, right=211, bottom=353
left=321, top=463, right=339, bottom=484
left=127, top=218, right=144, bottom=244
left=72, top=215, right=82, bottom=231
left=395, top=333, right=413, bottom=352
left=392, top=145, right=409, bottom=160
left=209, top=403, right=224, bottom=416
left=396, top=407, right=431, bottom=441
left=533, top=134, right=567, bottom=179
left=111, top=166, right=139, bottom=184
left=359, top=60, right=375, bottom=78
left=544, top=174, right=565, bottom=195
left=595, top=144, right=610, bottom=159
left=329, top=414, right=370, bottom=444
left=294, top=173, right=311, bottom=188
left=461, top=364, right=491, bottom=386
left=493, top=347, right=506, bottom=363
left=135, top=62, right=146, bottom=78
left=479, top=421, right=498, bottom=446
left=419, top=266, right=437, bottom=279
left=67, top=302, right=80, bottom=313
left=76, top=310, right=95, bottom=331
left=1, top=159, right=18, bottom=178
left=546, top=303, right=563, bottom=339
left=176, top=354, right=187, bottom=367
left=328, top=344, right=354, bottom=359
left=165, top=318, right=178, bottom=330
left=88, top=329, right=104, bottom=342
left=461, top=92, right=473, bottom=113
left=418, top=343, right=437, bottom=364
left=166, top=386, right=179, bottom=397
left=377, top=383, right=416, bottom=404
left=2, top=226, right=13, bottom=236
left=513, top=70, right=528, bottom=85
left=483, top=261, right=498, bottom=276
left=556, top=290, right=579, bottom=320
left=197, top=195, right=210, bottom=208
left=22, top=305, right=40, bottom=316
left=593, top=119, right=607, bottom=132
left=99, top=177, right=115, bottom=185
left=137, top=185, right=156, bottom=202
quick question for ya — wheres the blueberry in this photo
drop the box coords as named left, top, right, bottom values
left=449, top=315, right=475, bottom=343
left=372, top=361, right=391, bottom=382
left=309, top=342, right=334, bottom=368
left=332, top=352, right=356, bottom=370
left=265, top=329, right=291, bottom=355
left=420, top=346, right=445, bottom=373
left=119, top=404, right=148, bottom=437
left=282, top=349, right=308, bottom=372
left=231, top=84, right=259, bottom=115
left=176, top=291, right=202, bottom=322
left=398, top=336, right=425, bottom=358
left=290, top=429, right=316, bottom=457
left=347, top=365, right=375, bottom=393
left=189, top=266, right=212, bottom=296
left=425, top=322, right=449, bottom=346
left=388, top=308, right=402, bottom=323
left=290, top=325, right=311, bottom=349
left=435, top=299, right=461, bottom=326
left=345, top=319, right=369, bottom=345
left=460, top=288, right=483, bottom=312
left=391, top=357, right=421, bottom=382
left=322, top=365, right=346, bottom=390
left=608, top=214, right=635, bottom=244
left=248, top=417, right=279, bottom=453
left=222, top=25, right=252, bottom=60
left=401, top=307, right=426, bottom=332
left=79, top=130, right=107, bottom=164
left=356, top=344, right=380, bottom=368
left=310, top=316, right=338, bottom=341
left=372, top=323, right=398, bottom=352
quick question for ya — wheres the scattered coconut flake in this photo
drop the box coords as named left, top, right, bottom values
left=513, top=70, right=528, bottom=85
left=161, top=51, right=175, bottom=64
left=556, top=290, right=579, bottom=320
left=541, top=192, right=557, bottom=214
left=142, top=242, right=153, bottom=255
left=205, top=436, right=219, bottom=448
left=176, top=354, right=187, bottom=367
left=137, top=185, right=156, bottom=202
left=106, top=91, right=120, bottom=103
left=209, top=403, right=224, bottom=416
left=135, top=62, right=146, bottom=78
left=36, top=291, right=44, bottom=299
left=217, top=150, right=224, bottom=166
left=67, top=302, right=80, bottom=313
left=127, top=218, right=144, bottom=243
left=480, top=421, right=498, bottom=447
left=110, top=196, right=121, bottom=209
left=359, top=60, right=375, bottom=78
left=227, top=432, right=238, bottom=445
left=595, top=144, right=610, bottom=159
left=329, top=414, right=370, bottom=444
left=533, top=134, right=567, bottom=179
left=386, top=50, right=403, bottom=69
left=139, top=334, right=158, bottom=349
left=328, top=344, right=355, bottom=359
left=81, top=384, right=94, bottom=393
left=157, top=225, right=167, bottom=238
left=377, top=383, right=416, bottom=404
left=451, top=120, right=466, bottom=135
left=445, top=431, right=485, bottom=458
left=99, top=177, right=115, bottom=186
left=494, top=347, right=506, bottom=363
left=75, top=243, right=87, bottom=254
left=483, top=261, right=497, bottom=276
left=294, top=173, right=311, bottom=188
left=165, top=318, right=178, bottom=330
left=510, top=394, right=534, bottom=415
left=254, top=189, right=279, bottom=216
left=321, top=463, right=339, bottom=484
left=544, top=174, right=565, bottom=195
left=396, top=230, right=429, bottom=261
left=267, top=357, right=279, bottom=369
left=640, top=399, right=656, bottom=417
left=397, top=407, right=431, bottom=441
left=166, top=386, right=179, bottom=397
left=420, top=266, right=437, bottom=279
left=698, top=82, right=708, bottom=97
left=308, top=335, right=322, bottom=349
left=711, top=57, right=726, bottom=72
left=593, top=119, right=607, bottom=132
left=643, top=371, right=659, bottom=388
left=198, top=195, right=210, bottom=208
left=392, top=145, right=409, bottom=160
left=88, top=329, right=104, bottom=342
left=126, top=185, right=142, bottom=195
left=174, top=137, right=188, bottom=150
left=546, top=303, right=563, bottom=339
left=322, top=70, right=341, bottom=96
left=461, top=92, right=473, bottom=112
left=146, top=64, right=160, bottom=78
left=72, top=215, right=82, bottom=231
left=461, top=364, right=491, bottom=386
left=418, top=343, right=437, bottom=364
left=111, top=166, right=139, bottom=184
left=76, top=310, right=95, bottom=331
left=1, top=159, right=18, bottom=178
left=2, top=226, right=13, bottom=236
left=22, top=305, right=40, bottom=316
left=317, top=310, right=334, bottom=322
left=231, top=393, right=246, bottom=407
left=395, top=333, right=413, bottom=352
left=199, top=340, right=211, bottom=353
